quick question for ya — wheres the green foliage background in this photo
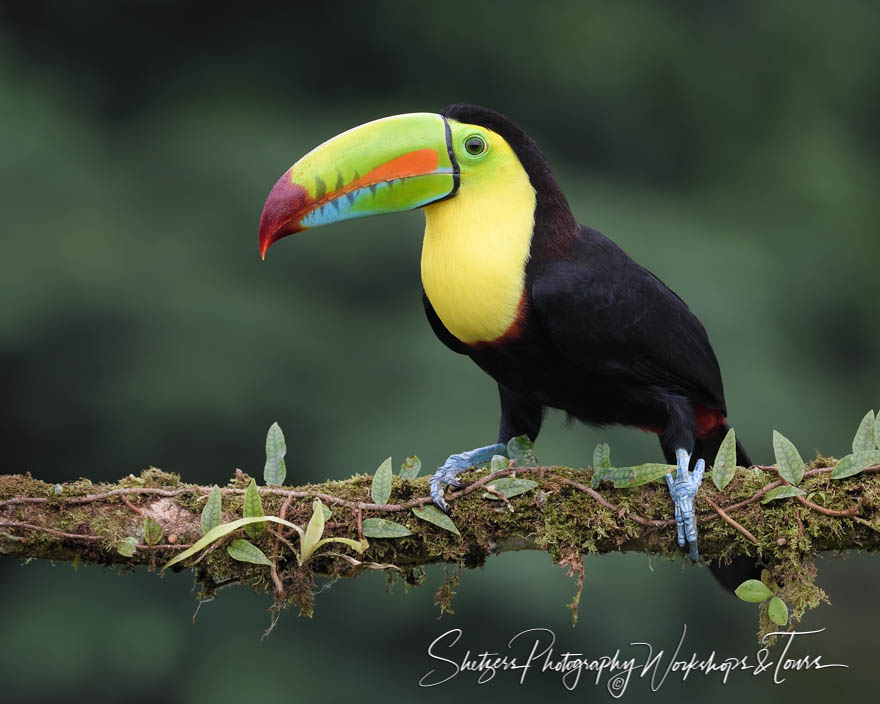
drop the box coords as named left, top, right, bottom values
left=1, top=1, right=878, bottom=701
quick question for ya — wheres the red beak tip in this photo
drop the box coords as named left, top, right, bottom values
left=257, top=172, right=309, bottom=259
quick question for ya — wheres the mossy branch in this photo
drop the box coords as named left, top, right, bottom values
left=1, top=459, right=879, bottom=633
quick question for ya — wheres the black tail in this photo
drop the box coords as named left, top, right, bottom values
left=664, top=423, right=761, bottom=593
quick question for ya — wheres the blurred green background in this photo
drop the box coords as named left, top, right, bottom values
left=1, top=1, right=879, bottom=701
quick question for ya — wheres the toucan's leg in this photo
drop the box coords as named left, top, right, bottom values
left=664, top=448, right=705, bottom=561
left=431, top=386, right=544, bottom=513
left=430, top=443, right=507, bottom=512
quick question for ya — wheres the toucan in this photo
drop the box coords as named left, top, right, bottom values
left=258, top=104, right=753, bottom=582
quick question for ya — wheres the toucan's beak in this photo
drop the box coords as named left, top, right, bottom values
left=258, top=112, right=459, bottom=259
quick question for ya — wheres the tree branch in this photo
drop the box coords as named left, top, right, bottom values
left=1, top=461, right=878, bottom=630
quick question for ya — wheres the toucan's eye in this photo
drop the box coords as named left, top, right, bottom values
left=464, top=135, right=487, bottom=156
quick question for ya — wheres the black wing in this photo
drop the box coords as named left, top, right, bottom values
left=530, top=225, right=726, bottom=413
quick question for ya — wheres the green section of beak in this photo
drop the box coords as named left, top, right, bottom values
left=259, top=112, right=458, bottom=257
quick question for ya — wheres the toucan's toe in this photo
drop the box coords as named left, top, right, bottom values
left=428, top=442, right=508, bottom=512
left=665, top=448, right=705, bottom=561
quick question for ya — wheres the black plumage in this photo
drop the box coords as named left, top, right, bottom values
left=426, top=105, right=755, bottom=588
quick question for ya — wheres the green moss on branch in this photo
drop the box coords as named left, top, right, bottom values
left=1, top=458, right=878, bottom=635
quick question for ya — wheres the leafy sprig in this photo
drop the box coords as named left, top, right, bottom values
left=162, top=423, right=366, bottom=570
left=735, top=570, right=789, bottom=626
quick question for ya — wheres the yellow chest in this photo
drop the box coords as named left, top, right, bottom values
left=420, top=169, right=536, bottom=345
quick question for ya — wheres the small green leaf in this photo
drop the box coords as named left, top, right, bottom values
left=243, top=479, right=265, bottom=539
left=592, top=464, right=674, bottom=488
left=768, top=596, right=789, bottom=626
left=592, top=466, right=627, bottom=488
left=163, top=516, right=303, bottom=571
left=490, top=454, right=509, bottom=471
left=361, top=518, right=412, bottom=538
left=412, top=505, right=461, bottom=536
left=484, top=477, right=539, bottom=499
left=761, top=485, right=806, bottom=503
left=760, top=569, right=778, bottom=591
left=227, top=539, right=273, bottom=566
left=310, top=536, right=368, bottom=558
left=712, top=428, right=737, bottom=490
left=201, top=486, right=222, bottom=535
left=772, top=430, right=805, bottom=485
left=735, top=578, right=773, bottom=602
left=321, top=505, right=332, bottom=521
left=117, top=536, right=138, bottom=557
left=806, top=490, right=826, bottom=504
left=263, top=422, right=287, bottom=486
left=852, top=410, right=876, bottom=453
left=507, top=435, right=538, bottom=467
left=371, top=457, right=393, bottom=505
left=613, top=463, right=675, bottom=488
left=300, top=498, right=326, bottom=563
left=832, top=450, right=880, bottom=479
left=400, top=455, right=421, bottom=479
left=592, top=443, right=612, bottom=470
left=143, top=516, right=163, bottom=545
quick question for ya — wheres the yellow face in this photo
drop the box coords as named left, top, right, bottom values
left=421, top=119, right=537, bottom=345
left=445, top=119, right=528, bottom=194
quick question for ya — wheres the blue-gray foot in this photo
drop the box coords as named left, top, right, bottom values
left=430, top=443, right=508, bottom=513
left=665, top=448, right=706, bottom=561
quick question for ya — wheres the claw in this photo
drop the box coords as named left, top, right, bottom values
left=665, top=448, right=705, bottom=561
left=429, top=476, right=449, bottom=513
left=429, top=443, right=507, bottom=513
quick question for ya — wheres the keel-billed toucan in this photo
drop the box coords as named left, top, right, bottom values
left=258, top=104, right=753, bottom=578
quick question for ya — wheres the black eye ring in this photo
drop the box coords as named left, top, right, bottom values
left=464, top=135, right=487, bottom=156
